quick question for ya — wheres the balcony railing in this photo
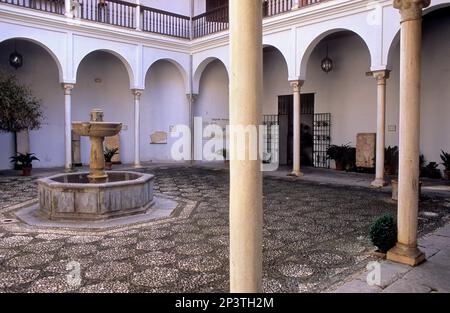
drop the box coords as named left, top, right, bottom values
left=78, top=0, right=136, bottom=29
left=193, top=0, right=325, bottom=38
left=141, top=5, right=190, bottom=39
left=0, top=0, right=327, bottom=39
left=193, top=4, right=228, bottom=39
left=0, top=0, right=64, bottom=15
left=263, top=0, right=294, bottom=17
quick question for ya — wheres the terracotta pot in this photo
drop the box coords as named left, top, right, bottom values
left=445, top=170, right=450, bottom=180
left=105, top=162, right=112, bottom=170
left=335, top=160, right=345, bottom=171
left=384, top=165, right=395, bottom=176
left=22, top=167, right=32, bottom=176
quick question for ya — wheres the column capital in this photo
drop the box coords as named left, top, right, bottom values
left=289, top=80, right=304, bottom=92
left=186, top=94, right=198, bottom=104
left=62, top=83, right=75, bottom=95
left=393, top=0, right=431, bottom=22
left=373, top=70, right=390, bottom=84
left=132, top=89, right=144, bottom=99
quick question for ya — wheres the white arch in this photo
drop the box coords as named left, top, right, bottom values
left=192, top=46, right=229, bottom=94
left=263, top=44, right=290, bottom=81
left=298, top=27, right=374, bottom=79
left=384, top=1, right=450, bottom=68
left=263, top=30, right=295, bottom=79
left=143, top=58, right=189, bottom=93
left=192, top=57, right=229, bottom=95
left=0, top=36, right=65, bottom=83
left=74, top=49, right=135, bottom=87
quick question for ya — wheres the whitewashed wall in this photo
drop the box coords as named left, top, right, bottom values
left=0, top=40, right=64, bottom=169
left=73, top=51, right=135, bottom=165
left=303, top=34, right=376, bottom=147
left=140, top=0, right=191, bottom=16
left=262, top=48, right=291, bottom=115
left=193, top=0, right=206, bottom=16
left=141, top=60, right=189, bottom=162
left=194, top=59, right=229, bottom=155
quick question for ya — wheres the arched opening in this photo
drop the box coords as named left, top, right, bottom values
left=74, top=50, right=132, bottom=165
left=386, top=5, right=450, bottom=167
left=262, top=45, right=296, bottom=166
left=141, top=60, right=189, bottom=162
left=300, top=30, right=373, bottom=169
left=0, top=38, right=62, bottom=169
left=194, top=58, right=229, bottom=161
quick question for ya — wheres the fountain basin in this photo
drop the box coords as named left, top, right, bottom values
left=72, top=122, right=122, bottom=138
left=37, top=171, right=154, bottom=221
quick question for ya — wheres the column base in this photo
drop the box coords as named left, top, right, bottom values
left=387, top=243, right=426, bottom=267
left=64, top=166, right=76, bottom=173
left=133, top=164, right=144, bottom=169
left=371, top=178, right=387, bottom=188
left=287, top=171, right=304, bottom=177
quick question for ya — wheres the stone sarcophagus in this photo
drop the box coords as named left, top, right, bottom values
left=356, top=133, right=376, bottom=168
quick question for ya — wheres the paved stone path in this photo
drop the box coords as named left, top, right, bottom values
left=0, top=166, right=449, bottom=293
left=329, top=222, right=450, bottom=293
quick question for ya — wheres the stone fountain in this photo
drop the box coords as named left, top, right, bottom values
left=37, top=109, right=154, bottom=221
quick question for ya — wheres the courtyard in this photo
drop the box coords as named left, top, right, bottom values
left=0, top=165, right=449, bottom=293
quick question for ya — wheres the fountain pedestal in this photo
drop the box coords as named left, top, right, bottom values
left=88, top=136, right=108, bottom=183
left=72, top=109, right=122, bottom=183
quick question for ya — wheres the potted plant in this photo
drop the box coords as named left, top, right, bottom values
left=384, top=146, right=399, bottom=176
left=9, top=153, right=39, bottom=176
left=421, top=161, right=442, bottom=179
left=326, top=144, right=350, bottom=171
left=440, top=150, right=450, bottom=180
left=370, top=214, right=397, bottom=257
left=0, top=71, right=43, bottom=166
left=104, top=147, right=118, bottom=170
left=343, top=147, right=356, bottom=172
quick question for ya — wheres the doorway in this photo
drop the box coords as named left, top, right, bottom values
left=278, top=93, right=315, bottom=166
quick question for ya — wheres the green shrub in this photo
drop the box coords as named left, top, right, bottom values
left=370, top=214, right=397, bottom=253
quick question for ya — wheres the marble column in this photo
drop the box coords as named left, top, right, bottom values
left=229, top=0, right=263, bottom=293
left=387, top=0, right=430, bottom=266
left=63, top=84, right=74, bottom=172
left=371, top=70, right=390, bottom=188
left=289, top=80, right=304, bottom=177
left=186, top=94, right=198, bottom=164
left=133, top=89, right=143, bottom=168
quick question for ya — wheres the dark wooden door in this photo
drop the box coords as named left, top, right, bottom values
left=278, top=93, right=315, bottom=166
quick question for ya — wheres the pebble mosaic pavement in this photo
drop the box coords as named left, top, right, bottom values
left=0, top=166, right=449, bottom=293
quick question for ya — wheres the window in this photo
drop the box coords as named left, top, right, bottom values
left=205, top=0, right=228, bottom=23
left=206, top=0, right=228, bottom=12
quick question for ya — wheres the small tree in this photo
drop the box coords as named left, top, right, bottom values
left=0, top=71, right=43, bottom=133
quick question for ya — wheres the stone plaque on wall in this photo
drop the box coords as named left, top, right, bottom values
left=356, top=133, right=376, bottom=168
left=105, top=134, right=121, bottom=164
left=150, top=131, right=168, bottom=144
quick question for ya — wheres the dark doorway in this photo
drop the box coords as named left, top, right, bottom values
left=278, top=93, right=315, bottom=166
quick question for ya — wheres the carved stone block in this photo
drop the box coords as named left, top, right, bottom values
left=356, top=133, right=376, bottom=168
left=150, top=131, right=168, bottom=144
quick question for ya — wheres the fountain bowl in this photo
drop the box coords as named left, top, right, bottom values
left=37, top=171, right=154, bottom=221
left=72, top=121, right=122, bottom=138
